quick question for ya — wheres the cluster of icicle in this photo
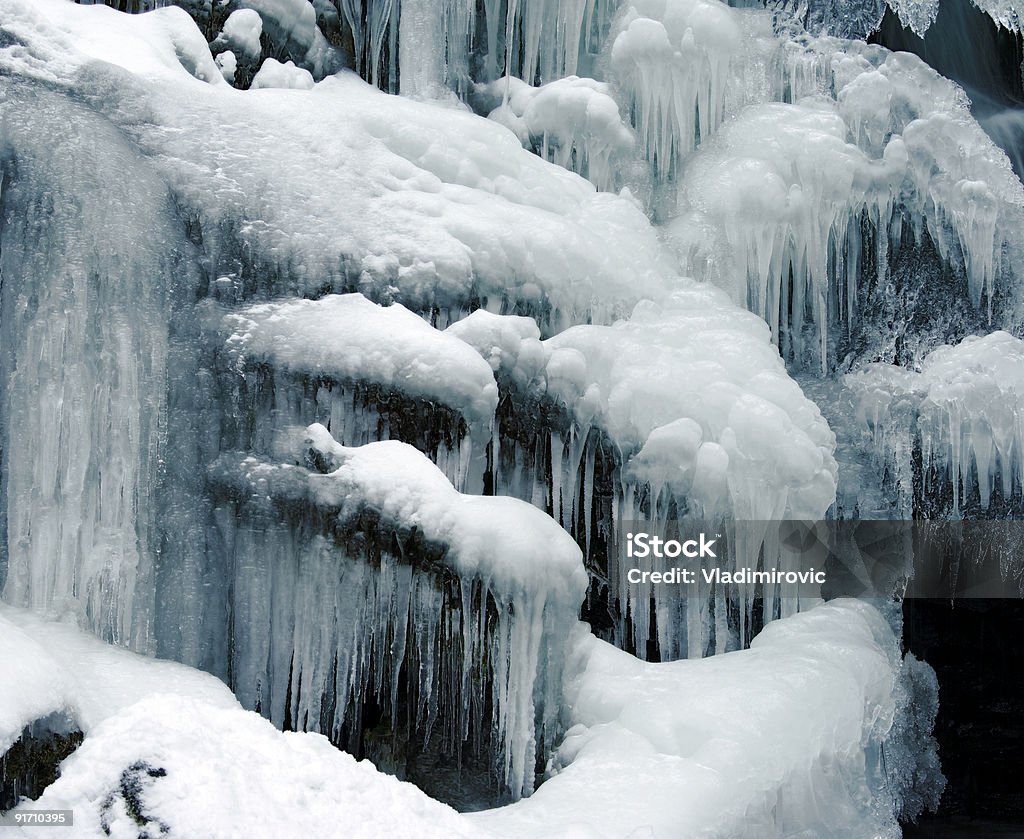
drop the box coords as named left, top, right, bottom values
left=206, top=425, right=586, bottom=800
left=847, top=331, right=1024, bottom=516
left=344, top=0, right=622, bottom=93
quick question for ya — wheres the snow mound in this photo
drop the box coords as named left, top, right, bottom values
left=216, top=8, right=263, bottom=59
left=0, top=605, right=237, bottom=752
left=251, top=56, right=315, bottom=89
left=473, top=599, right=938, bottom=839
left=847, top=330, right=1024, bottom=515
left=0, top=606, right=482, bottom=839
left=28, top=694, right=483, bottom=839
left=478, top=76, right=636, bottom=192
left=0, top=0, right=224, bottom=84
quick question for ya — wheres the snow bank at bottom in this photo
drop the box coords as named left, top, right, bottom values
left=470, top=599, right=936, bottom=839
left=0, top=604, right=480, bottom=838
left=0, top=605, right=236, bottom=752
left=22, top=695, right=480, bottom=839
left=2, top=601, right=934, bottom=838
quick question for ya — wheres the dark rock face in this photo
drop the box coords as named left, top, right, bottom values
left=902, top=598, right=1024, bottom=831
left=0, top=715, right=83, bottom=812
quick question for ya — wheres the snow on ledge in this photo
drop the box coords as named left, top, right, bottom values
left=219, top=293, right=500, bottom=432
left=295, top=424, right=586, bottom=602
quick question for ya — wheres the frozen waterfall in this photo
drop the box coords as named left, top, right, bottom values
left=5, top=0, right=1018, bottom=833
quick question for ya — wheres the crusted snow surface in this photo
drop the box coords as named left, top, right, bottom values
left=251, top=56, right=315, bottom=89
left=472, top=599, right=934, bottom=839
left=0, top=605, right=237, bottom=752
left=847, top=330, right=1024, bottom=515
left=478, top=76, right=637, bottom=192
left=0, top=0, right=668, bottom=331
left=2, top=601, right=933, bottom=839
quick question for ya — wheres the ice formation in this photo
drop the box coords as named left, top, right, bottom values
left=670, top=33, right=1024, bottom=369
left=448, top=285, right=837, bottom=656
left=847, top=331, right=1024, bottom=516
left=767, top=0, right=1022, bottom=38
left=206, top=424, right=587, bottom=799
left=0, top=0, right=993, bottom=830
left=477, top=76, right=637, bottom=192
left=610, top=0, right=744, bottom=177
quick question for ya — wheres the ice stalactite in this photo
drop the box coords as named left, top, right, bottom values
left=448, top=286, right=837, bottom=658
left=323, top=0, right=619, bottom=94
left=207, top=426, right=587, bottom=800
left=847, top=331, right=1024, bottom=518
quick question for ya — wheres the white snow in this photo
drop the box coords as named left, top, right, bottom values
left=478, top=76, right=636, bottom=192
left=847, top=330, right=1024, bottom=514
left=26, top=694, right=484, bottom=839
left=215, top=49, right=238, bottom=83
left=472, top=599, right=927, bottom=839
left=0, top=604, right=482, bottom=839
left=251, top=56, right=316, bottom=89
left=448, top=284, right=837, bottom=657
left=301, top=425, right=588, bottom=602
left=0, top=605, right=237, bottom=751
left=0, top=0, right=224, bottom=84
left=2, top=600, right=930, bottom=839
left=449, top=285, right=836, bottom=524
left=217, top=8, right=263, bottom=58
left=220, top=294, right=499, bottom=431
left=0, top=0, right=668, bottom=330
